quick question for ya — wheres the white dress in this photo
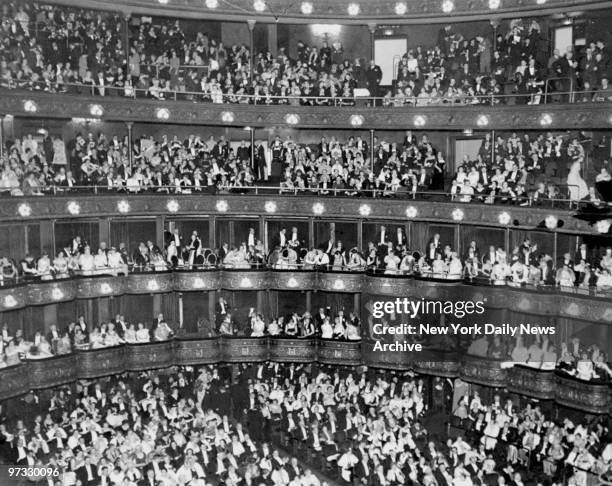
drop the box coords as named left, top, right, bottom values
left=567, top=160, right=589, bottom=202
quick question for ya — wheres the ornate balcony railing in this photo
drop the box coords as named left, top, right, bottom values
left=0, top=337, right=609, bottom=413
left=0, top=194, right=596, bottom=236
left=3, top=88, right=612, bottom=130
left=1, top=270, right=611, bottom=323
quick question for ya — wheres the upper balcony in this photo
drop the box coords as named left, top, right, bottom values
left=3, top=88, right=612, bottom=131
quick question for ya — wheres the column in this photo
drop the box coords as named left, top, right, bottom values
left=123, top=12, right=131, bottom=77
left=306, top=291, right=312, bottom=313
left=357, top=220, right=363, bottom=250
left=210, top=217, right=217, bottom=249
left=178, top=293, right=184, bottom=329
left=353, top=294, right=360, bottom=317
left=247, top=20, right=256, bottom=82
left=155, top=215, right=165, bottom=251
left=369, top=129, right=375, bottom=173
left=367, top=23, right=376, bottom=60
left=126, top=122, right=134, bottom=171
left=308, top=218, right=315, bottom=249
left=39, top=221, right=55, bottom=256
left=267, top=24, right=277, bottom=57
left=99, top=217, right=111, bottom=247
left=250, top=128, right=256, bottom=179
left=208, top=291, right=216, bottom=330
left=0, top=115, right=4, bottom=159
left=490, top=129, right=495, bottom=163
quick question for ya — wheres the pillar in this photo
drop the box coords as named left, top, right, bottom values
left=369, top=129, right=375, bottom=172
left=178, top=293, right=184, bottom=329
left=247, top=20, right=256, bottom=82
left=155, top=215, right=165, bottom=250
left=0, top=115, right=4, bottom=159
left=39, top=221, right=55, bottom=256
left=267, top=24, right=277, bottom=56
left=99, top=217, right=111, bottom=248
left=123, top=12, right=131, bottom=76
left=250, top=127, right=256, bottom=176
left=126, top=122, right=134, bottom=171
left=367, top=23, right=376, bottom=60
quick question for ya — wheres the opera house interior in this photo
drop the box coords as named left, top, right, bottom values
left=0, top=0, right=611, bottom=485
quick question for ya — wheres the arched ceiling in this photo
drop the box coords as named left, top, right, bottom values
left=45, top=0, right=612, bottom=24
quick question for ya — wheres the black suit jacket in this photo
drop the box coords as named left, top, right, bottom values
left=75, top=465, right=99, bottom=486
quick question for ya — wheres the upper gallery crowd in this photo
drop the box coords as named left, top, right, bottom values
left=0, top=3, right=611, bottom=105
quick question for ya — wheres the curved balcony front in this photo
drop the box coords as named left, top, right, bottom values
left=0, top=337, right=608, bottom=413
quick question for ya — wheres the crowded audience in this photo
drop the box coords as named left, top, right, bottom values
left=1, top=225, right=612, bottom=292
left=0, top=312, right=174, bottom=368
left=0, top=363, right=609, bottom=486
left=1, top=3, right=611, bottom=106
left=4, top=129, right=607, bottom=207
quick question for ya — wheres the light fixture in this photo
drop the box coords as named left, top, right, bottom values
left=452, top=208, right=465, bottom=221
left=284, top=113, right=300, bottom=125
left=359, top=204, right=372, bottom=217
left=240, top=277, right=253, bottom=288
left=333, top=279, right=346, bottom=290
left=350, top=114, right=364, bottom=127
left=596, top=219, right=611, bottom=233
left=312, top=202, right=325, bottom=215
left=476, top=114, right=489, bottom=127
left=394, top=1, right=407, bottom=14
left=221, top=111, right=235, bottom=123
left=67, top=201, right=80, bottom=215
left=253, top=0, right=266, bottom=11
left=287, top=277, right=299, bottom=288
left=23, top=100, right=38, bottom=113
left=498, top=211, right=511, bottom=225
left=300, top=1, right=313, bottom=14
left=156, top=108, right=170, bottom=120
left=117, top=200, right=130, bottom=213
left=193, top=277, right=206, bottom=288
left=264, top=201, right=277, bottom=213
left=540, top=113, right=552, bottom=126
left=536, top=0, right=546, bottom=4
left=166, top=200, right=180, bottom=213
left=216, top=200, right=228, bottom=212
left=100, top=283, right=113, bottom=294
left=17, top=203, right=32, bottom=217
left=488, top=0, right=500, bottom=8
left=463, top=128, right=474, bottom=136
left=205, top=0, right=218, bottom=7
left=158, top=0, right=169, bottom=3
left=442, top=0, right=454, bottom=12
left=3, top=295, right=17, bottom=308
left=147, top=280, right=160, bottom=292
left=413, top=115, right=426, bottom=127
left=347, top=3, right=360, bottom=15
left=89, top=104, right=104, bottom=117
left=545, top=215, right=558, bottom=230
left=51, top=288, right=64, bottom=300
left=406, top=206, right=418, bottom=218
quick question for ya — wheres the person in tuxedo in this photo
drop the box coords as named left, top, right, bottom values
left=574, top=243, right=591, bottom=267
left=428, top=233, right=443, bottom=252
left=215, top=296, right=230, bottom=330
left=253, top=141, right=266, bottom=181
left=273, top=228, right=288, bottom=249
left=75, top=457, right=99, bottom=485
left=394, top=227, right=407, bottom=250
left=236, top=140, right=251, bottom=162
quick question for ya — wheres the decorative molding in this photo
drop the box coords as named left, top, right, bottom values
left=1, top=338, right=607, bottom=413
left=41, top=0, right=612, bottom=24
left=1, top=271, right=611, bottom=324
left=3, top=89, right=612, bottom=130
left=0, top=195, right=595, bottom=236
